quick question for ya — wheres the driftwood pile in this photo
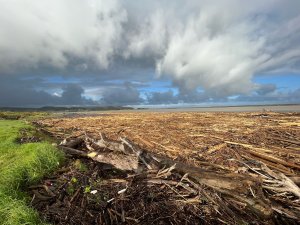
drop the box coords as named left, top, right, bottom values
left=17, top=128, right=42, bottom=144
left=34, top=112, right=300, bottom=176
left=29, top=131, right=300, bottom=224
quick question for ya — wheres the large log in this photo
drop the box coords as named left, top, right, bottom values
left=59, top=136, right=274, bottom=219
left=59, top=145, right=139, bottom=171
left=226, top=141, right=300, bottom=170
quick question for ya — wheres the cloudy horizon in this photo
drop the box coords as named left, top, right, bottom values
left=0, top=0, right=300, bottom=107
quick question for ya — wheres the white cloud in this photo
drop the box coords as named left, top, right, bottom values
left=123, top=10, right=167, bottom=59
left=0, top=0, right=126, bottom=71
left=122, top=0, right=300, bottom=96
left=0, top=0, right=299, bottom=103
left=156, top=20, right=268, bottom=95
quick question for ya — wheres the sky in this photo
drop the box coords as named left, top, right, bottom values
left=0, top=0, right=300, bottom=107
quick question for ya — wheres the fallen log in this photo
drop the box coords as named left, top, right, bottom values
left=85, top=133, right=128, bottom=154
left=241, top=154, right=295, bottom=175
left=59, top=136, right=274, bottom=219
left=57, top=133, right=300, bottom=221
left=226, top=141, right=300, bottom=171
left=157, top=159, right=273, bottom=219
left=59, top=145, right=139, bottom=171
left=59, top=146, right=87, bottom=157
left=60, top=137, right=84, bottom=148
left=273, top=137, right=300, bottom=146
left=289, top=176, right=300, bottom=185
left=260, top=164, right=300, bottom=198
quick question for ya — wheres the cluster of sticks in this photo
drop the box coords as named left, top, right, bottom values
left=17, top=128, right=41, bottom=144
left=52, top=132, right=300, bottom=224
left=30, top=159, right=214, bottom=224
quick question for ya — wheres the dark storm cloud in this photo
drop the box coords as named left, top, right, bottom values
left=60, top=84, right=96, bottom=105
left=0, top=76, right=55, bottom=107
left=235, top=84, right=300, bottom=103
left=146, top=89, right=212, bottom=104
left=147, top=85, right=300, bottom=105
left=0, top=86, right=57, bottom=107
left=146, top=91, right=178, bottom=104
left=100, top=82, right=143, bottom=105
left=0, top=0, right=300, bottom=106
left=0, top=76, right=96, bottom=107
left=289, top=88, right=300, bottom=102
left=255, top=84, right=277, bottom=95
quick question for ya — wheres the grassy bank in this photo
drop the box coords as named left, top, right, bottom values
left=0, top=120, right=64, bottom=225
left=0, top=112, right=49, bottom=120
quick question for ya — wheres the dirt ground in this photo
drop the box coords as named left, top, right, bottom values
left=31, top=111, right=300, bottom=224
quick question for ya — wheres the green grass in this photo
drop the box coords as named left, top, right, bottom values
left=0, top=120, right=64, bottom=225
left=0, top=112, right=50, bottom=121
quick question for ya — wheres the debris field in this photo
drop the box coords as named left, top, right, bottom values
left=30, top=112, right=300, bottom=224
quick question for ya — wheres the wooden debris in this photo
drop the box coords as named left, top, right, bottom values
left=31, top=112, right=300, bottom=224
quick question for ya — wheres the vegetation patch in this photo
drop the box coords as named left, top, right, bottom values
left=0, top=120, right=64, bottom=225
left=0, top=112, right=49, bottom=121
left=16, top=128, right=42, bottom=144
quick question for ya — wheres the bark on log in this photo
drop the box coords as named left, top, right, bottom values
left=59, top=136, right=274, bottom=219
left=226, top=141, right=300, bottom=170
left=61, top=138, right=84, bottom=149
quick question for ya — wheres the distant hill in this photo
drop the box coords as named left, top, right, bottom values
left=0, top=106, right=133, bottom=112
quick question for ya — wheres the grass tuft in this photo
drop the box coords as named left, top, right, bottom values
left=0, top=120, right=64, bottom=225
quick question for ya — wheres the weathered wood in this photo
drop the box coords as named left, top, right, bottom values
left=85, top=133, right=128, bottom=153
left=59, top=145, right=139, bottom=171
left=289, top=176, right=300, bottom=185
left=88, top=151, right=139, bottom=171
left=226, top=141, right=300, bottom=170
left=59, top=136, right=276, bottom=219
left=59, top=146, right=87, bottom=157
left=60, top=138, right=84, bottom=148
left=260, top=165, right=300, bottom=198
left=273, top=137, right=300, bottom=146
